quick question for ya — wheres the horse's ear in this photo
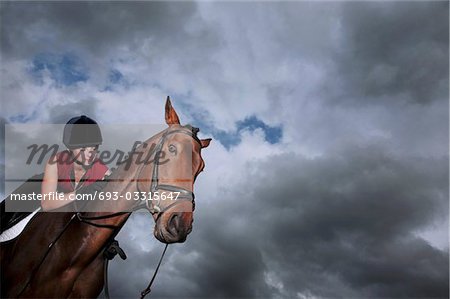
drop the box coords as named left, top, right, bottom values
left=165, top=96, right=180, bottom=125
left=200, top=138, right=212, bottom=148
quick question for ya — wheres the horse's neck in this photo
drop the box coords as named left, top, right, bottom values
left=89, top=171, right=142, bottom=223
left=78, top=133, right=162, bottom=243
left=74, top=179, right=139, bottom=254
left=84, top=138, right=158, bottom=225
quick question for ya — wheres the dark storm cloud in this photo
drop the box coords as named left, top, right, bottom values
left=0, top=117, right=5, bottom=159
left=109, top=143, right=448, bottom=298
left=328, top=1, right=448, bottom=105
left=166, top=216, right=270, bottom=298
left=251, top=146, right=448, bottom=297
left=0, top=1, right=219, bottom=61
left=110, top=203, right=272, bottom=298
left=0, top=118, right=6, bottom=196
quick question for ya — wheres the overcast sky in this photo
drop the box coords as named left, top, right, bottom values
left=1, top=1, right=448, bottom=298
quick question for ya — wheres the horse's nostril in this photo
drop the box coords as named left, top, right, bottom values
left=169, top=214, right=179, bottom=230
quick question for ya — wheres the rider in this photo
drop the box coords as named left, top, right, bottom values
left=41, top=115, right=111, bottom=211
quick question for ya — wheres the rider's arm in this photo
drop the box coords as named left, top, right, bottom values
left=40, top=157, right=75, bottom=211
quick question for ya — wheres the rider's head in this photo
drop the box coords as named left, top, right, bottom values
left=63, top=115, right=102, bottom=165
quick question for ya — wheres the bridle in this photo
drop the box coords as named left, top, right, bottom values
left=17, top=126, right=203, bottom=299
left=136, top=126, right=200, bottom=218
left=79, top=125, right=201, bottom=225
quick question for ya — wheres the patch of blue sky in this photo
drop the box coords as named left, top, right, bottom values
left=211, top=116, right=282, bottom=149
left=29, top=52, right=88, bottom=86
left=109, top=69, right=124, bottom=84
left=9, top=114, right=31, bottom=123
left=236, top=116, right=282, bottom=145
left=103, top=69, right=133, bottom=91
left=179, top=100, right=282, bottom=149
left=8, top=108, right=40, bottom=124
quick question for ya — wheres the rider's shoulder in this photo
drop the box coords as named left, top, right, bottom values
left=96, top=157, right=108, bottom=166
left=94, top=158, right=109, bottom=173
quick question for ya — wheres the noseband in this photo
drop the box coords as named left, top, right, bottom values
left=136, top=127, right=200, bottom=218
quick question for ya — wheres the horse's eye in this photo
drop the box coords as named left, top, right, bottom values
left=168, top=144, right=177, bottom=154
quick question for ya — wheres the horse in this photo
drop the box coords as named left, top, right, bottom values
left=0, top=97, right=211, bottom=298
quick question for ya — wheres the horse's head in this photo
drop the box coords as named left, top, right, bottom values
left=138, top=97, right=211, bottom=243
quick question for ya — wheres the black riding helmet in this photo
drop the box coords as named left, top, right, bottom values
left=63, top=115, right=102, bottom=149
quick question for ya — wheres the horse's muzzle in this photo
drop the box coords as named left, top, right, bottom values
left=154, top=212, right=193, bottom=244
